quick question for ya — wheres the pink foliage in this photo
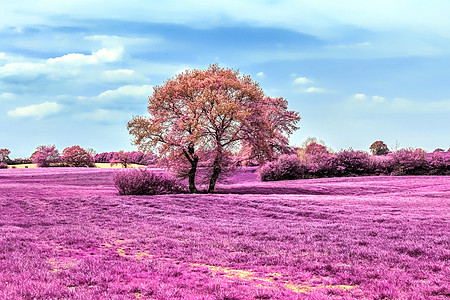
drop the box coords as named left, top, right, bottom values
left=32, top=145, right=61, bottom=167
left=113, top=168, right=186, bottom=195
left=259, top=154, right=308, bottom=181
left=62, top=145, right=94, bottom=167
left=110, top=150, right=131, bottom=168
left=391, top=148, right=427, bottom=175
left=334, top=150, right=371, bottom=176
left=304, top=142, right=328, bottom=156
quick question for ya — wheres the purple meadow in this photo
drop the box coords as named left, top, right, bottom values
left=0, top=167, right=449, bottom=299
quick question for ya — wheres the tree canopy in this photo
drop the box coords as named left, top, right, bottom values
left=128, top=64, right=300, bottom=192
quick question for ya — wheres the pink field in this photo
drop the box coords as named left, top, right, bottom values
left=0, top=168, right=449, bottom=299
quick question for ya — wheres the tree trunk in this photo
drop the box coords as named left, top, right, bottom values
left=208, top=154, right=221, bottom=193
left=188, top=155, right=199, bottom=193
left=183, top=143, right=199, bottom=193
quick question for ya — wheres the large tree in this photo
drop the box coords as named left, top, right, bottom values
left=128, top=64, right=300, bottom=193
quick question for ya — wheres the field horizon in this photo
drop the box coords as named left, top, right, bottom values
left=0, top=167, right=449, bottom=299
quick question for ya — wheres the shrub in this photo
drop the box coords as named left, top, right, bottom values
left=426, top=152, right=450, bottom=175
left=306, top=152, right=336, bottom=177
left=335, top=150, right=371, bottom=176
left=259, top=154, right=309, bottom=181
left=369, top=141, right=390, bottom=156
left=62, top=145, right=94, bottom=167
left=32, top=145, right=61, bottom=167
left=113, top=169, right=186, bottom=195
left=0, top=163, right=7, bottom=169
left=369, top=155, right=395, bottom=175
left=391, top=148, right=428, bottom=175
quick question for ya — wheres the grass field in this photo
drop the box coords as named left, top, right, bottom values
left=0, top=167, right=449, bottom=299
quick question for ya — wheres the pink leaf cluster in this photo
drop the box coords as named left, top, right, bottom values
left=32, top=145, right=61, bottom=167
left=62, top=145, right=94, bottom=167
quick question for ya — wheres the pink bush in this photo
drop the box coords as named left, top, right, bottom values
left=426, top=151, right=450, bottom=175
left=32, top=145, right=61, bottom=167
left=306, top=152, right=336, bottom=177
left=369, top=155, right=394, bottom=175
left=62, top=145, right=94, bottom=167
left=0, top=162, right=7, bottom=169
left=113, top=168, right=186, bottom=195
left=259, top=154, right=309, bottom=181
left=391, top=148, right=427, bottom=175
left=334, top=150, right=371, bottom=176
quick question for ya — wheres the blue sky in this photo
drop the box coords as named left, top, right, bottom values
left=1, top=0, right=450, bottom=158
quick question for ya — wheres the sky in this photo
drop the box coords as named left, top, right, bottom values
left=1, top=0, right=450, bottom=158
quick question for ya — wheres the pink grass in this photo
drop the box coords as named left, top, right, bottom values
left=0, top=167, right=449, bottom=299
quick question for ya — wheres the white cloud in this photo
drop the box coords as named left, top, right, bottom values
left=100, top=69, right=145, bottom=83
left=372, top=95, right=386, bottom=102
left=256, top=72, right=264, bottom=77
left=293, top=77, right=313, bottom=85
left=334, top=42, right=371, bottom=49
left=97, top=85, right=154, bottom=100
left=0, top=92, right=15, bottom=99
left=7, top=101, right=63, bottom=119
left=0, top=48, right=123, bottom=81
left=0, top=62, right=46, bottom=79
left=85, top=35, right=160, bottom=48
left=353, top=93, right=367, bottom=100
left=47, top=48, right=123, bottom=66
left=303, top=87, right=325, bottom=93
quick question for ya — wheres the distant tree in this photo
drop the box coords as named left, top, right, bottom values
left=369, top=141, right=390, bottom=156
left=85, top=148, right=98, bottom=157
left=301, top=137, right=327, bottom=149
left=0, top=148, right=11, bottom=164
left=128, top=64, right=300, bottom=193
left=304, top=142, right=329, bottom=156
left=32, top=145, right=61, bottom=167
left=298, top=137, right=331, bottom=158
left=110, top=151, right=131, bottom=168
left=62, top=145, right=94, bottom=167
left=433, top=148, right=445, bottom=153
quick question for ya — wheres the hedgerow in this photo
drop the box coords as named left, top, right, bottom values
left=260, top=147, right=450, bottom=181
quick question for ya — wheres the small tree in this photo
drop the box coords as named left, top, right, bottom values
left=110, top=151, right=131, bottom=168
left=85, top=148, right=98, bottom=157
left=0, top=148, right=11, bottom=164
left=62, top=145, right=94, bottom=167
left=32, top=145, right=61, bottom=167
left=369, top=141, right=390, bottom=156
left=128, top=64, right=300, bottom=193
